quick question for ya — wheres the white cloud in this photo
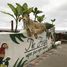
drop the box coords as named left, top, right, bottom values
left=0, top=0, right=67, bottom=30
left=41, top=0, right=67, bottom=30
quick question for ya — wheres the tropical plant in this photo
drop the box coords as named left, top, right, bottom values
left=1, top=3, right=20, bottom=32
left=22, top=3, right=33, bottom=16
left=13, top=57, right=27, bottom=67
left=32, top=7, right=42, bottom=21
left=45, top=23, right=54, bottom=38
left=51, top=19, right=56, bottom=24
left=37, top=15, right=45, bottom=22
left=45, top=23, right=54, bottom=30
left=16, top=3, right=33, bottom=18
left=16, top=3, right=33, bottom=29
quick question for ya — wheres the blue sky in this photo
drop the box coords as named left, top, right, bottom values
left=0, top=0, right=67, bottom=30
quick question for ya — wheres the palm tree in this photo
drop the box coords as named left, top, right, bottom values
left=37, top=15, right=45, bottom=23
left=32, top=7, right=42, bottom=21
left=45, top=23, right=54, bottom=30
left=22, top=3, right=33, bottom=16
left=1, top=3, right=20, bottom=32
left=51, top=19, right=56, bottom=25
left=16, top=3, right=33, bottom=29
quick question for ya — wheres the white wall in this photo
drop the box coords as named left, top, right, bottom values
left=0, top=31, right=52, bottom=67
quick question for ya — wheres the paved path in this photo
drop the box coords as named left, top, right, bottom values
left=34, top=44, right=67, bottom=67
left=25, top=44, right=67, bottom=67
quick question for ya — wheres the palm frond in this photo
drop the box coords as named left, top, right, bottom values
left=33, top=7, right=42, bottom=14
left=16, top=3, right=23, bottom=15
left=45, top=23, right=54, bottom=29
left=51, top=19, right=56, bottom=22
left=0, top=11, right=15, bottom=19
left=27, top=7, right=33, bottom=14
left=8, top=3, right=18, bottom=17
left=23, top=3, right=28, bottom=9
left=37, top=10, right=42, bottom=14
left=37, top=15, right=45, bottom=22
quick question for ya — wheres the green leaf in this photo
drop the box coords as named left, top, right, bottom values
left=37, top=10, right=42, bottom=14
left=33, top=7, right=42, bottom=14
left=16, top=3, right=22, bottom=8
left=23, top=3, right=28, bottom=9
left=32, top=7, right=37, bottom=13
left=32, top=7, right=42, bottom=21
left=27, top=7, right=33, bottom=14
left=13, top=58, right=19, bottom=67
left=16, top=3, right=23, bottom=15
left=51, top=19, right=56, bottom=22
left=22, top=3, right=29, bottom=15
left=0, top=11, right=15, bottom=20
left=37, top=15, right=45, bottom=22
left=45, top=23, right=54, bottom=29
left=8, top=3, right=18, bottom=17
left=22, top=9, right=28, bottom=14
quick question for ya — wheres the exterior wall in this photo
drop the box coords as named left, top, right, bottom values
left=0, top=31, right=53, bottom=67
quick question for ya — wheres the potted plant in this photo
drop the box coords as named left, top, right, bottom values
left=32, top=7, right=42, bottom=21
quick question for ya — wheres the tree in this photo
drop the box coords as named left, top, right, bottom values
left=32, top=7, right=42, bottom=21
left=16, top=3, right=33, bottom=29
left=16, top=3, right=33, bottom=17
left=45, top=23, right=54, bottom=30
left=37, top=15, right=45, bottom=23
left=1, top=3, right=20, bottom=32
left=51, top=19, right=56, bottom=25
left=1, top=3, right=33, bottom=31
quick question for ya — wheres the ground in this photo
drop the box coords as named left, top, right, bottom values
left=25, top=43, right=67, bottom=67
